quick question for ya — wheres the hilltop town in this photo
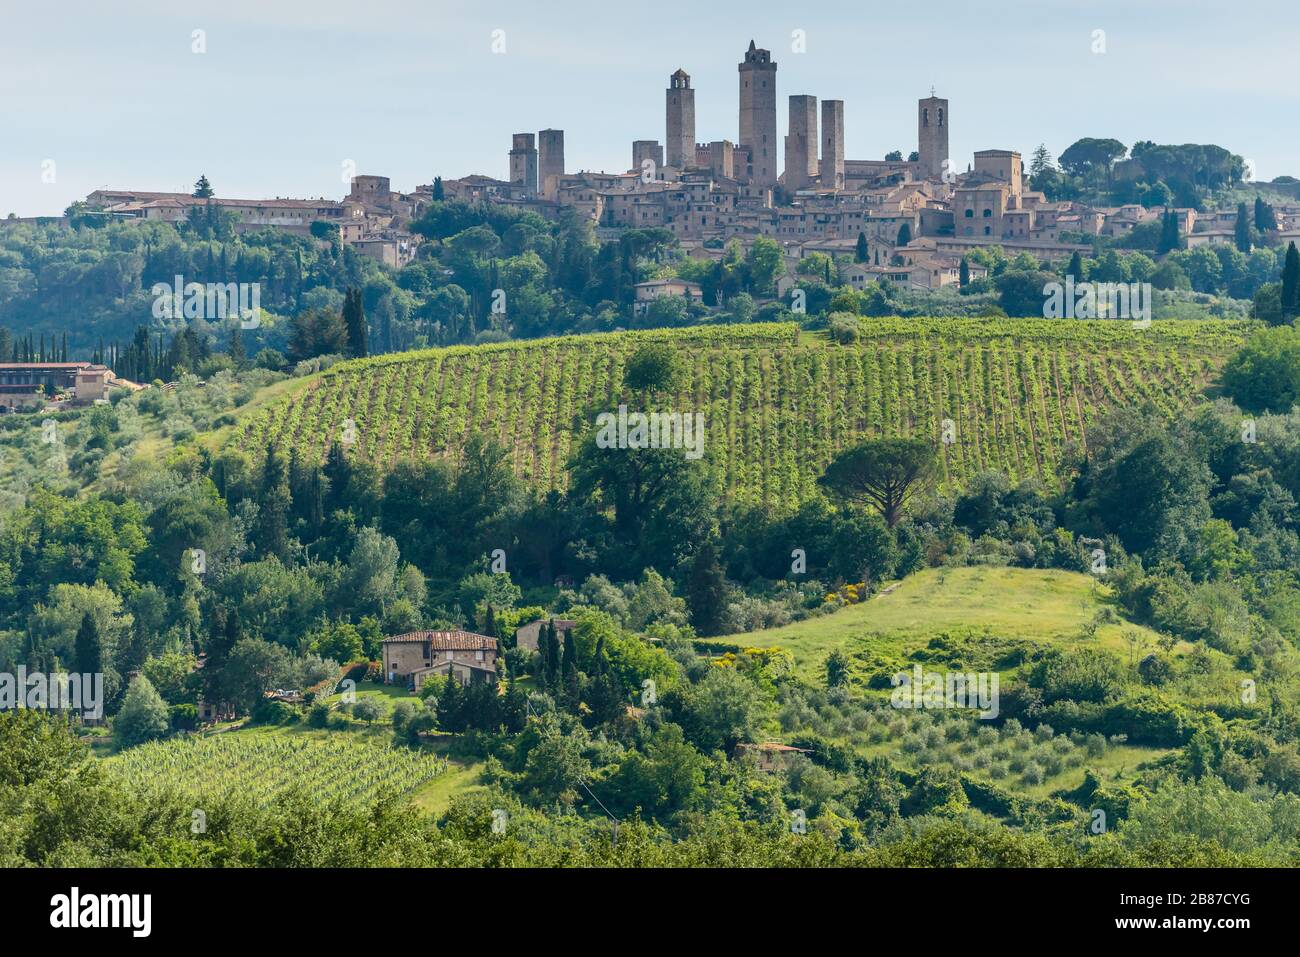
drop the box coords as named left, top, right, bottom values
left=46, top=40, right=1300, bottom=307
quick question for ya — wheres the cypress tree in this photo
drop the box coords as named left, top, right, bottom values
left=1067, top=251, right=1084, bottom=283
left=854, top=231, right=868, bottom=263
left=73, top=612, right=102, bottom=676
left=1158, top=211, right=1182, bottom=254
left=1282, top=242, right=1300, bottom=319
left=959, top=257, right=971, bottom=287
left=686, top=541, right=727, bottom=637
left=1234, top=202, right=1252, bottom=253
left=343, top=288, right=369, bottom=358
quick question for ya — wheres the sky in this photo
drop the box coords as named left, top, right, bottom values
left=1, top=0, right=1295, bottom=216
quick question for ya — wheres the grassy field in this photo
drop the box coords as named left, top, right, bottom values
left=704, top=566, right=1172, bottom=679
left=225, top=318, right=1249, bottom=503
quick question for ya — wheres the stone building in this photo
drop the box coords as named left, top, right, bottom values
left=784, top=95, right=818, bottom=192
left=737, top=41, right=778, bottom=189
left=917, top=94, right=949, bottom=180
left=538, top=129, right=565, bottom=200
left=382, top=630, right=498, bottom=690
left=665, top=69, right=696, bottom=170
left=514, top=619, right=578, bottom=653
left=820, top=99, right=845, bottom=191
left=509, top=133, right=539, bottom=197
left=633, top=140, right=665, bottom=174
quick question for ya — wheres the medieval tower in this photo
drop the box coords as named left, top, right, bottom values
left=784, top=95, right=818, bottom=192
left=918, top=93, right=949, bottom=180
left=538, top=129, right=565, bottom=195
left=820, top=99, right=844, bottom=191
left=738, top=41, right=777, bottom=188
left=509, top=133, right=538, bottom=196
left=666, top=69, right=696, bottom=170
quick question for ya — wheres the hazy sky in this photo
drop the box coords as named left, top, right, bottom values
left=1, top=0, right=1294, bottom=216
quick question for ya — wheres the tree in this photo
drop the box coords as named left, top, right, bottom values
left=1221, top=326, right=1300, bottom=414
left=685, top=540, right=727, bottom=636
left=1157, top=211, right=1183, bottom=255
left=353, top=696, right=385, bottom=725
left=431, top=176, right=445, bottom=201
left=256, top=448, right=292, bottom=560
left=1066, top=250, right=1084, bottom=282
left=342, top=288, right=369, bottom=358
left=959, top=257, right=970, bottom=287
left=826, top=649, right=850, bottom=689
left=1029, top=144, right=1054, bottom=178
left=1234, top=202, right=1252, bottom=253
left=1255, top=196, right=1278, bottom=232
left=818, top=438, right=939, bottom=528
left=115, top=676, right=170, bottom=747
left=622, top=342, right=685, bottom=396
left=896, top=223, right=912, bottom=247
left=1058, top=138, right=1127, bottom=181
left=73, top=612, right=102, bottom=676
left=855, top=231, right=868, bottom=263
left=192, top=175, right=214, bottom=199
left=1281, top=242, right=1300, bottom=319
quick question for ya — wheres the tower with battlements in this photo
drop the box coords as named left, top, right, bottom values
left=738, top=41, right=777, bottom=188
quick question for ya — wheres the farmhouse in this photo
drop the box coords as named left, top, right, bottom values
left=735, top=742, right=813, bottom=772
left=382, top=630, right=499, bottom=690
left=514, top=618, right=578, bottom=653
left=0, top=361, right=139, bottom=410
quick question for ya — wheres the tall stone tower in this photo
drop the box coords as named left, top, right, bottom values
left=784, top=95, right=818, bottom=192
left=918, top=93, right=949, bottom=180
left=538, top=129, right=565, bottom=193
left=509, top=133, right=538, bottom=196
left=820, top=99, right=844, bottom=191
left=738, top=41, right=777, bottom=188
left=666, top=69, right=696, bottom=170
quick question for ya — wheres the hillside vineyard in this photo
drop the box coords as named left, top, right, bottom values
left=233, top=319, right=1245, bottom=503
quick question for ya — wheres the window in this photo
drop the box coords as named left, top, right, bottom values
left=983, top=209, right=992, bottom=218
left=964, top=209, right=973, bottom=218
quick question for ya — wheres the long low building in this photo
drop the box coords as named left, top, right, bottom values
left=0, top=362, right=140, bottom=410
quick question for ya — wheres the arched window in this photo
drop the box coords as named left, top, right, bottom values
left=938, top=109, right=944, bottom=127
left=922, top=108, right=929, bottom=127
left=983, top=209, right=992, bottom=218
left=964, top=209, right=973, bottom=218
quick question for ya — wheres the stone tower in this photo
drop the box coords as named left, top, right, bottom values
left=784, top=95, right=818, bottom=192
left=666, top=69, right=696, bottom=170
left=509, top=133, right=538, bottom=196
left=633, top=140, right=665, bottom=173
left=738, top=41, right=777, bottom=188
left=538, top=129, right=565, bottom=194
left=918, top=94, right=949, bottom=180
left=820, top=99, right=844, bottom=191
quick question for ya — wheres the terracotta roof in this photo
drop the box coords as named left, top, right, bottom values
left=382, top=630, right=496, bottom=650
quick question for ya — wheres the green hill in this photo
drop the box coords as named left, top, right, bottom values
left=227, top=318, right=1249, bottom=504
left=701, top=566, right=1174, bottom=679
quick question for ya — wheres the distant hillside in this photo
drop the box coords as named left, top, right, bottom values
left=226, top=318, right=1250, bottom=505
